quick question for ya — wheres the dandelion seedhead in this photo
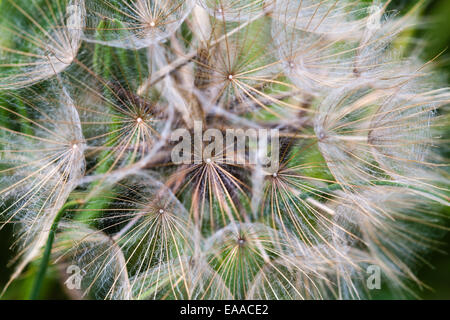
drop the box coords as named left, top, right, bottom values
left=0, top=0, right=449, bottom=300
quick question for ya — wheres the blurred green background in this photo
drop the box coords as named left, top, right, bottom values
left=0, top=0, right=449, bottom=299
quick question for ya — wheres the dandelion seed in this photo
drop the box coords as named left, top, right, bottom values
left=191, top=14, right=309, bottom=117
left=314, top=85, right=449, bottom=191
left=58, top=172, right=196, bottom=299
left=246, top=244, right=363, bottom=300
left=167, top=138, right=251, bottom=232
left=83, top=0, right=195, bottom=49
left=0, top=84, right=85, bottom=290
left=271, top=0, right=410, bottom=92
left=0, top=0, right=86, bottom=89
left=330, top=186, right=449, bottom=289
left=204, top=222, right=293, bottom=299
left=70, top=77, right=170, bottom=174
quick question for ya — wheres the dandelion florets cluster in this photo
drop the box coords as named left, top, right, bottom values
left=0, top=0, right=449, bottom=299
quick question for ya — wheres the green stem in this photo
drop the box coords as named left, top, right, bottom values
left=29, top=200, right=81, bottom=300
